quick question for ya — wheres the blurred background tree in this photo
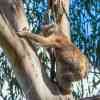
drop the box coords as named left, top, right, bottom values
left=0, top=0, right=100, bottom=100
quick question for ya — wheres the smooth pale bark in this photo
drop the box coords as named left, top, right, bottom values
left=58, top=0, right=70, bottom=39
left=0, top=0, right=73, bottom=100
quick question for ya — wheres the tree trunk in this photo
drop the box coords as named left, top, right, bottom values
left=0, top=0, right=73, bottom=100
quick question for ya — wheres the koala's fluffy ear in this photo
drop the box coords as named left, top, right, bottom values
left=41, top=24, right=58, bottom=36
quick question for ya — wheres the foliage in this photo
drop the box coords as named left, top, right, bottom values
left=70, top=0, right=100, bottom=99
left=0, top=49, right=24, bottom=100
